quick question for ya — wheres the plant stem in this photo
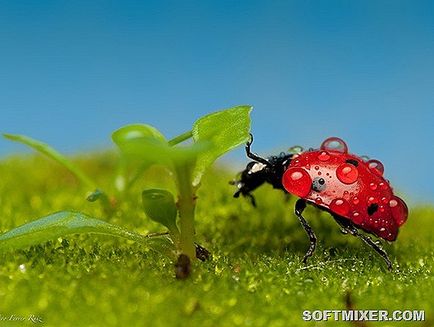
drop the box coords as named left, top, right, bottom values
left=168, top=131, right=193, bottom=146
left=175, top=162, right=196, bottom=260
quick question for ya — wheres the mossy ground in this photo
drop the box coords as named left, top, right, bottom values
left=0, top=154, right=432, bottom=326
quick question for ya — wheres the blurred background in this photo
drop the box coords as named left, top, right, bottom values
left=1, top=1, right=433, bottom=203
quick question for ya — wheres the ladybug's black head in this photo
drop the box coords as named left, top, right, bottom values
left=231, top=134, right=292, bottom=206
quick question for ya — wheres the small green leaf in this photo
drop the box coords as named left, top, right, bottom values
left=112, top=124, right=170, bottom=191
left=112, top=124, right=166, bottom=147
left=117, top=136, right=209, bottom=170
left=142, top=189, right=180, bottom=239
left=0, top=211, right=176, bottom=258
left=3, top=133, right=97, bottom=190
left=192, top=105, right=252, bottom=185
left=112, top=124, right=174, bottom=167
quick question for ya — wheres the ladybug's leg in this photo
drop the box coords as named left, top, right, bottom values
left=245, top=133, right=270, bottom=166
left=333, top=216, right=392, bottom=271
left=231, top=186, right=257, bottom=207
left=295, top=199, right=317, bottom=264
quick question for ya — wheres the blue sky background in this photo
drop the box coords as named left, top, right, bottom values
left=1, top=1, right=433, bottom=203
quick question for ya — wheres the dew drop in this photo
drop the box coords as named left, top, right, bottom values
left=381, top=197, right=389, bottom=204
left=360, top=155, right=370, bottom=161
left=369, top=182, right=378, bottom=190
left=320, top=137, right=348, bottom=153
left=318, top=151, right=331, bottom=161
left=288, top=145, right=304, bottom=154
left=379, top=182, right=388, bottom=190
left=352, top=211, right=363, bottom=224
left=282, top=168, right=312, bottom=198
left=315, top=197, right=323, bottom=205
left=314, top=166, right=320, bottom=170
left=389, top=196, right=408, bottom=226
left=336, top=163, right=359, bottom=184
left=367, top=160, right=384, bottom=176
left=379, top=205, right=385, bottom=213
left=329, top=198, right=350, bottom=216
left=367, top=196, right=376, bottom=204
left=352, top=196, right=360, bottom=205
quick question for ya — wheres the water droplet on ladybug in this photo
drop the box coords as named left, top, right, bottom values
left=367, top=159, right=384, bottom=176
left=381, top=197, right=389, bottom=204
left=379, top=182, right=387, bottom=190
left=369, top=182, right=377, bottom=190
left=352, top=211, right=363, bottom=224
left=389, top=196, right=408, bottom=226
left=282, top=168, right=312, bottom=198
left=352, top=196, right=360, bottom=205
left=314, top=166, right=319, bottom=170
left=367, top=196, right=376, bottom=204
left=320, top=137, right=348, bottom=153
left=329, top=198, right=350, bottom=216
left=336, top=163, right=359, bottom=184
left=360, top=155, right=370, bottom=161
left=318, top=151, right=330, bottom=161
left=379, top=205, right=385, bottom=212
left=306, top=164, right=311, bottom=170
left=315, top=197, right=323, bottom=205
left=288, top=145, right=304, bottom=154
left=343, top=191, right=350, bottom=200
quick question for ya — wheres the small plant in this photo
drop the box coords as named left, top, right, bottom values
left=1, top=105, right=252, bottom=277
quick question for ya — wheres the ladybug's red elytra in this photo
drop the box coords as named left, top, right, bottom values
left=232, top=135, right=408, bottom=271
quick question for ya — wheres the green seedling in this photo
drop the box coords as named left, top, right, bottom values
left=2, top=105, right=252, bottom=275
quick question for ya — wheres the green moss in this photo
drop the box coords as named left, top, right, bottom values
left=0, top=154, right=432, bottom=326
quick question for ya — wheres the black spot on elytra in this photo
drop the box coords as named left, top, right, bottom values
left=367, top=203, right=378, bottom=216
left=345, top=159, right=359, bottom=167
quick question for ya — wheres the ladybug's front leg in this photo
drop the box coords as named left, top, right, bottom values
left=294, top=199, right=317, bottom=264
left=333, top=215, right=393, bottom=271
left=245, top=133, right=270, bottom=165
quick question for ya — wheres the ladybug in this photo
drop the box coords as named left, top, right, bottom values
left=232, top=134, right=408, bottom=270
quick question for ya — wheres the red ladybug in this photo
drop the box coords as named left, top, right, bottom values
left=232, top=135, right=408, bottom=270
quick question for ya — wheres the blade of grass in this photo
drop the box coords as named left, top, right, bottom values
left=0, top=211, right=176, bottom=258
left=3, top=133, right=97, bottom=190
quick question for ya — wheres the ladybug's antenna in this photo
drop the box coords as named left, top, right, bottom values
left=245, top=133, right=270, bottom=166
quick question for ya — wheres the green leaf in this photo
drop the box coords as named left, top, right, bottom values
left=0, top=211, right=176, bottom=258
left=112, top=124, right=169, bottom=191
left=117, top=136, right=209, bottom=169
left=3, top=133, right=97, bottom=190
left=192, top=105, right=252, bottom=185
left=112, top=124, right=173, bottom=167
left=112, top=124, right=166, bottom=147
left=142, top=189, right=180, bottom=239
